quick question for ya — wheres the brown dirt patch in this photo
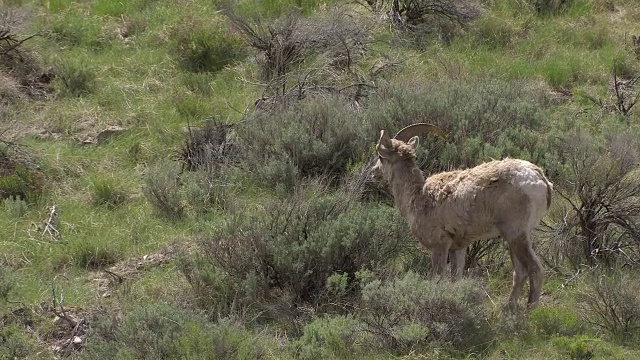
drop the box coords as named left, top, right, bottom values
left=91, top=243, right=193, bottom=298
left=1, top=302, right=89, bottom=358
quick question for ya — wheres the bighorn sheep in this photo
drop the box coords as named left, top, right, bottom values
left=372, top=123, right=553, bottom=308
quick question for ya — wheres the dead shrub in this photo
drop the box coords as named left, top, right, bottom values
left=0, top=13, right=52, bottom=99
left=226, top=7, right=370, bottom=106
left=179, top=119, right=236, bottom=173
left=580, top=270, right=640, bottom=344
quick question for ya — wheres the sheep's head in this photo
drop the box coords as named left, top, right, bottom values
left=371, top=123, right=445, bottom=182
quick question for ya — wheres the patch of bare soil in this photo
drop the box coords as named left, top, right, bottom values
left=92, top=243, right=193, bottom=298
left=1, top=302, right=89, bottom=358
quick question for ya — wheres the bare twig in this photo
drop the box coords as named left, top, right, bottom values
left=41, top=205, right=61, bottom=241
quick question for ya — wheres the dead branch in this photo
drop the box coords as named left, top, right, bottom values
left=51, top=282, right=77, bottom=327
left=41, top=205, right=61, bottom=241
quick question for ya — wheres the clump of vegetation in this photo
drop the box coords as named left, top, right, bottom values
left=580, top=270, right=640, bottom=344
left=179, top=119, right=235, bottom=172
left=0, top=144, right=44, bottom=203
left=237, top=96, right=375, bottom=189
left=5, top=0, right=640, bottom=358
left=180, top=181, right=411, bottom=324
left=552, top=130, right=640, bottom=268
left=528, top=306, right=586, bottom=338
left=171, top=18, right=247, bottom=73
left=143, top=162, right=184, bottom=220
left=84, top=303, right=270, bottom=359
left=55, top=60, right=97, bottom=97
left=292, top=315, right=367, bottom=359
left=358, top=271, right=492, bottom=352
left=226, top=7, right=370, bottom=104
left=89, top=176, right=128, bottom=208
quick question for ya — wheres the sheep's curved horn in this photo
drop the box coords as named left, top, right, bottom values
left=394, top=123, right=446, bottom=142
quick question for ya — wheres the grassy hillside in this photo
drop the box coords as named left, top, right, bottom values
left=2, top=0, right=640, bottom=358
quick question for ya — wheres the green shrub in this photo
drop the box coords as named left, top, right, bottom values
left=56, top=61, right=97, bottom=97
left=89, top=176, right=127, bottom=208
left=472, top=15, right=520, bottom=49
left=181, top=182, right=412, bottom=321
left=181, top=169, right=234, bottom=214
left=3, top=195, right=28, bottom=217
left=143, top=163, right=184, bottom=220
left=237, top=96, right=374, bottom=189
left=528, top=307, right=586, bottom=338
left=0, top=324, right=41, bottom=359
left=85, top=304, right=269, bottom=359
left=117, top=303, right=195, bottom=359
left=70, top=239, right=121, bottom=269
left=551, top=335, right=594, bottom=360
left=172, top=19, right=247, bottom=73
left=528, top=0, right=573, bottom=15
left=362, top=79, right=551, bottom=171
left=0, top=156, right=44, bottom=203
left=174, top=94, right=211, bottom=120
left=293, top=315, right=366, bottom=360
left=176, top=318, right=270, bottom=360
left=49, top=9, right=104, bottom=48
left=0, top=266, right=16, bottom=302
left=358, top=271, right=492, bottom=352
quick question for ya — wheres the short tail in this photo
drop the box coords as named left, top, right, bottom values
left=535, top=167, right=553, bottom=208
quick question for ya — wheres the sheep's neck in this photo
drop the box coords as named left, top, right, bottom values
left=388, top=160, right=429, bottom=221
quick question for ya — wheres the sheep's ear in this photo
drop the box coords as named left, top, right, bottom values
left=407, top=136, right=419, bottom=149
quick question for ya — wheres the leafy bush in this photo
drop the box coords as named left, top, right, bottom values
left=179, top=119, right=236, bottom=172
left=180, top=182, right=412, bottom=322
left=56, top=60, right=97, bottom=97
left=237, top=96, right=374, bottom=189
left=0, top=265, right=16, bottom=302
left=362, top=79, right=551, bottom=172
left=2, top=195, right=28, bottom=217
left=358, top=271, right=492, bottom=352
left=551, top=335, right=594, bottom=360
left=70, top=239, right=121, bottom=269
left=528, top=307, right=586, bottom=338
left=293, top=315, right=367, bottom=360
left=0, top=324, right=41, bottom=359
left=227, top=7, right=369, bottom=100
left=48, top=9, right=104, bottom=47
left=89, top=176, right=127, bottom=208
left=171, top=19, right=247, bottom=73
left=386, top=0, right=482, bottom=45
left=0, top=147, right=44, bottom=203
left=118, top=303, right=193, bottom=359
left=85, top=304, right=270, bottom=359
left=529, top=0, right=572, bottom=15
left=472, top=14, right=521, bottom=49
left=143, top=162, right=184, bottom=220
left=550, top=130, right=640, bottom=267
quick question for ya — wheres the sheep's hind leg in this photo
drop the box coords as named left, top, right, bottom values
left=508, top=234, right=544, bottom=309
left=506, top=247, right=527, bottom=309
left=449, top=248, right=466, bottom=281
left=430, top=246, right=450, bottom=279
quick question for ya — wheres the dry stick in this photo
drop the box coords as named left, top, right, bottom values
left=51, top=282, right=77, bottom=327
left=0, top=32, right=40, bottom=56
left=41, top=205, right=60, bottom=240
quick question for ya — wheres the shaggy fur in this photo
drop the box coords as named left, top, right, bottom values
left=373, top=130, right=553, bottom=308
